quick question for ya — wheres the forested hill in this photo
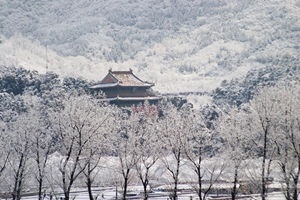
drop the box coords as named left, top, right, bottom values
left=0, top=66, right=92, bottom=96
left=0, top=0, right=299, bottom=97
left=0, top=66, right=191, bottom=112
left=213, top=56, right=300, bottom=106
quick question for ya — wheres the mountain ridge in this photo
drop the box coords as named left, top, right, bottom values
left=0, top=0, right=299, bottom=105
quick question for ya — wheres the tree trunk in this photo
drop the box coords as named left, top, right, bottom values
left=172, top=150, right=181, bottom=200
left=38, top=177, right=43, bottom=200
left=231, top=166, right=238, bottom=200
left=64, top=191, right=70, bottom=200
left=197, top=166, right=202, bottom=200
left=87, top=176, right=94, bottom=200
left=137, top=163, right=153, bottom=200
left=36, top=142, right=49, bottom=200
left=196, top=149, right=203, bottom=200
left=122, top=169, right=130, bottom=200
left=280, top=159, right=292, bottom=200
left=261, top=153, right=266, bottom=200
left=12, top=153, right=26, bottom=200
left=173, top=176, right=178, bottom=200
left=261, top=127, right=268, bottom=200
left=292, top=158, right=299, bottom=200
left=85, top=161, right=95, bottom=200
left=292, top=177, right=298, bottom=200
left=142, top=178, right=148, bottom=200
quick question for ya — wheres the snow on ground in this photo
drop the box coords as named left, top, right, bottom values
left=18, top=190, right=286, bottom=200
left=23, top=153, right=286, bottom=200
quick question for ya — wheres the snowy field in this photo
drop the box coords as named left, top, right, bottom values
left=16, top=189, right=285, bottom=200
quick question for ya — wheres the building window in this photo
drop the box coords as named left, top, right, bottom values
left=132, top=87, right=137, bottom=93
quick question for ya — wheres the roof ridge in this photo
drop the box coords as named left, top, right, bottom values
left=109, top=68, right=133, bottom=74
left=91, top=69, right=154, bottom=87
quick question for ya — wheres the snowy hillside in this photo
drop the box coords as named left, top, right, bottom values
left=0, top=0, right=299, bottom=96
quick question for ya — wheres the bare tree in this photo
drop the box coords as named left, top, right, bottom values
left=21, top=96, right=56, bottom=200
left=158, top=103, right=186, bottom=200
left=0, top=121, right=11, bottom=191
left=6, top=110, right=36, bottom=200
left=218, top=105, right=255, bottom=199
left=0, top=94, right=52, bottom=199
left=111, top=110, right=140, bottom=200
left=82, top=150, right=101, bottom=200
left=132, top=103, right=162, bottom=200
left=49, top=93, right=113, bottom=200
left=250, top=87, right=281, bottom=200
left=183, top=108, right=225, bottom=200
left=31, top=118, right=53, bottom=199
left=81, top=105, right=116, bottom=200
left=270, top=85, right=300, bottom=200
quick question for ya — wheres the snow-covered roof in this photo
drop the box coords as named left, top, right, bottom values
left=89, top=82, right=119, bottom=89
left=90, top=69, right=154, bottom=89
left=105, top=96, right=162, bottom=101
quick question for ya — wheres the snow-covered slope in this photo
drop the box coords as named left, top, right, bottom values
left=0, top=0, right=299, bottom=96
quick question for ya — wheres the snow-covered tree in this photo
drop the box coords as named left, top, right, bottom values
left=49, top=92, right=114, bottom=200
left=158, top=103, right=187, bottom=200
left=0, top=121, right=11, bottom=189
left=6, top=109, right=36, bottom=200
left=0, top=92, right=27, bottom=122
left=21, top=95, right=55, bottom=200
left=270, top=85, right=300, bottom=200
left=132, top=102, right=162, bottom=200
left=249, top=86, right=281, bottom=200
left=184, top=108, right=225, bottom=200
left=110, top=109, right=141, bottom=200
left=80, top=104, right=116, bottom=200
left=218, top=105, right=254, bottom=199
left=0, top=93, right=49, bottom=198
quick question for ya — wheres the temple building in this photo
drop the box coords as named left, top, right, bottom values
left=90, top=69, right=162, bottom=107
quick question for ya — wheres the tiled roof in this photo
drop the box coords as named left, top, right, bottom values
left=109, top=69, right=153, bottom=87
left=90, top=69, right=154, bottom=88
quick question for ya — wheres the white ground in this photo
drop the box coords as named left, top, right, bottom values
left=18, top=189, right=285, bottom=200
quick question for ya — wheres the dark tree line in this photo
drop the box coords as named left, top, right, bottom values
left=0, top=66, right=93, bottom=97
